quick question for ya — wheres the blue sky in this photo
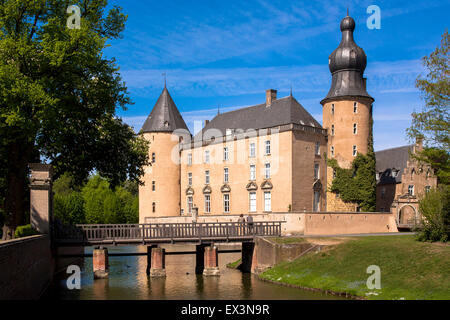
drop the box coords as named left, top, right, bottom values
left=104, top=0, right=449, bottom=151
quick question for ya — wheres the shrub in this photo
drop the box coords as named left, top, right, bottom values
left=54, top=192, right=86, bottom=225
left=14, top=224, right=39, bottom=238
left=416, top=186, right=450, bottom=242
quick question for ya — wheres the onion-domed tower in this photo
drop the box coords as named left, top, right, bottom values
left=321, top=13, right=374, bottom=212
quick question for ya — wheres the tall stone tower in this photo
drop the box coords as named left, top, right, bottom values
left=321, top=14, right=374, bottom=212
left=139, top=86, right=189, bottom=222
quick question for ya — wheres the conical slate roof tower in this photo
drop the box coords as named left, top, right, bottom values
left=141, top=86, right=189, bottom=133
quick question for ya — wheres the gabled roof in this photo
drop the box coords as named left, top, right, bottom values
left=197, top=95, right=322, bottom=138
left=141, top=87, right=189, bottom=133
left=375, top=145, right=413, bottom=184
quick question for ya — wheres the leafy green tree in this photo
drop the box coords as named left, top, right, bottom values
left=54, top=192, right=85, bottom=225
left=416, top=186, right=450, bottom=242
left=407, top=31, right=449, bottom=150
left=0, top=1, right=149, bottom=239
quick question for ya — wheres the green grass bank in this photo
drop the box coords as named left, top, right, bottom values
left=259, top=235, right=450, bottom=300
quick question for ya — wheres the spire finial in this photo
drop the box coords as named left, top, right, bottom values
left=162, top=72, right=167, bottom=88
left=217, top=105, right=220, bottom=115
left=347, top=7, right=349, bottom=16
left=290, top=85, right=293, bottom=97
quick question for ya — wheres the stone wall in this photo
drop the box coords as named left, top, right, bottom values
left=303, top=212, right=398, bottom=235
left=0, top=235, right=54, bottom=300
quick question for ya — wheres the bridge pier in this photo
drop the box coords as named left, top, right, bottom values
left=150, top=247, right=166, bottom=277
left=146, top=245, right=157, bottom=275
left=203, top=245, right=220, bottom=276
left=93, top=247, right=109, bottom=279
left=195, top=244, right=206, bottom=275
left=240, top=242, right=255, bottom=273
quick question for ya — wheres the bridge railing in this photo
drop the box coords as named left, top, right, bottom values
left=54, top=221, right=284, bottom=243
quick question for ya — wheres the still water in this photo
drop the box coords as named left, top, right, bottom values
left=44, top=244, right=343, bottom=300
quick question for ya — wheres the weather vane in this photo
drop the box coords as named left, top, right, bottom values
left=162, top=72, right=167, bottom=87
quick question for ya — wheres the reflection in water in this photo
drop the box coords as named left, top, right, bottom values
left=44, top=244, right=345, bottom=300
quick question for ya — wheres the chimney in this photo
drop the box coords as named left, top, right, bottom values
left=415, top=136, right=424, bottom=153
left=204, top=120, right=209, bottom=127
left=266, top=89, right=277, bottom=106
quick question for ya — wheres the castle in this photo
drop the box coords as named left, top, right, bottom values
left=139, top=14, right=376, bottom=222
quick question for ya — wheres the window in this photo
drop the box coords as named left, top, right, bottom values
left=224, top=168, right=229, bottom=183
left=315, top=142, right=320, bottom=155
left=264, top=192, right=271, bottom=212
left=353, top=123, right=357, bottom=135
left=249, top=192, right=256, bottom=212
left=188, top=173, right=192, bottom=186
left=265, top=163, right=271, bottom=179
left=265, top=140, right=271, bottom=155
left=333, top=168, right=337, bottom=179
left=204, top=195, right=211, bottom=213
left=392, top=170, right=398, bottom=178
left=250, top=165, right=256, bottom=181
left=353, top=102, right=358, bottom=113
left=313, top=191, right=320, bottom=212
left=331, top=104, right=335, bottom=115
left=223, top=194, right=230, bottom=213
left=226, top=128, right=233, bottom=136
left=204, top=150, right=210, bottom=164
left=381, top=187, right=386, bottom=199
left=380, top=207, right=385, bottom=212
left=408, top=185, right=414, bottom=196
left=331, top=124, right=335, bottom=136
left=152, top=202, right=156, bottom=213
left=352, top=145, right=357, bottom=157
left=331, top=146, right=335, bottom=156
left=187, top=196, right=193, bottom=213
left=152, top=181, right=155, bottom=192
left=205, top=170, right=210, bottom=184
left=425, top=186, right=431, bottom=193
left=249, top=143, right=256, bottom=158
left=187, top=153, right=192, bottom=166
left=223, top=147, right=229, bottom=161
left=152, top=152, right=156, bottom=163
left=314, top=163, right=320, bottom=180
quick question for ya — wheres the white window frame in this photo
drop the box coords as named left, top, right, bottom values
left=249, top=192, right=256, bottom=212
left=204, top=195, right=211, bottom=213
left=187, top=196, right=193, bottom=213
left=223, top=194, right=230, bottom=213
left=353, top=145, right=357, bottom=157
left=205, top=170, right=210, bottom=185
left=265, top=140, right=271, bottom=155
left=265, top=163, right=271, bottom=179
left=223, top=147, right=229, bottom=161
left=250, top=165, right=256, bottom=181
left=187, top=153, right=192, bottom=166
left=314, top=163, right=320, bottom=180
left=408, top=185, right=414, bottom=196
left=204, top=150, right=210, bottom=164
left=315, top=142, right=320, bottom=155
left=224, top=167, right=229, bottom=183
left=249, top=143, right=256, bottom=158
left=264, top=191, right=271, bottom=212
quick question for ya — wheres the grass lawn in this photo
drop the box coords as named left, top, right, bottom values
left=226, top=258, right=241, bottom=269
left=259, top=235, right=450, bottom=300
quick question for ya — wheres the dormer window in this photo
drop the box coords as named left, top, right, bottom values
left=164, top=121, right=169, bottom=127
left=226, top=128, right=233, bottom=136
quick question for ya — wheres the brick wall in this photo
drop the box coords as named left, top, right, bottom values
left=0, top=235, right=54, bottom=300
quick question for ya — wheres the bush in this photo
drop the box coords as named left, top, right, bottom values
left=54, top=192, right=86, bottom=225
left=416, top=186, right=450, bottom=242
left=14, top=224, right=39, bottom=238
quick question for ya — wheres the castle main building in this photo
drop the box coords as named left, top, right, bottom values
left=139, top=14, right=374, bottom=222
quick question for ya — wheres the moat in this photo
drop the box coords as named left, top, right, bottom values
left=43, top=244, right=344, bottom=300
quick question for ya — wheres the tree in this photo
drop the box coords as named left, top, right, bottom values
left=407, top=31, right=449, bottom=150
left=0, top=1, right=149, bottom=239
left=416, top=186, right=450, bottom=242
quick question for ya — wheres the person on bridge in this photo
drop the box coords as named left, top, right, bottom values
left=237, top=214, right=245, bottom=235
left=246, top=215, right=254, bottom=233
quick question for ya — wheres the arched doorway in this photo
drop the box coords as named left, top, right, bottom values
left=398, top=205, right=417, bottom=225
